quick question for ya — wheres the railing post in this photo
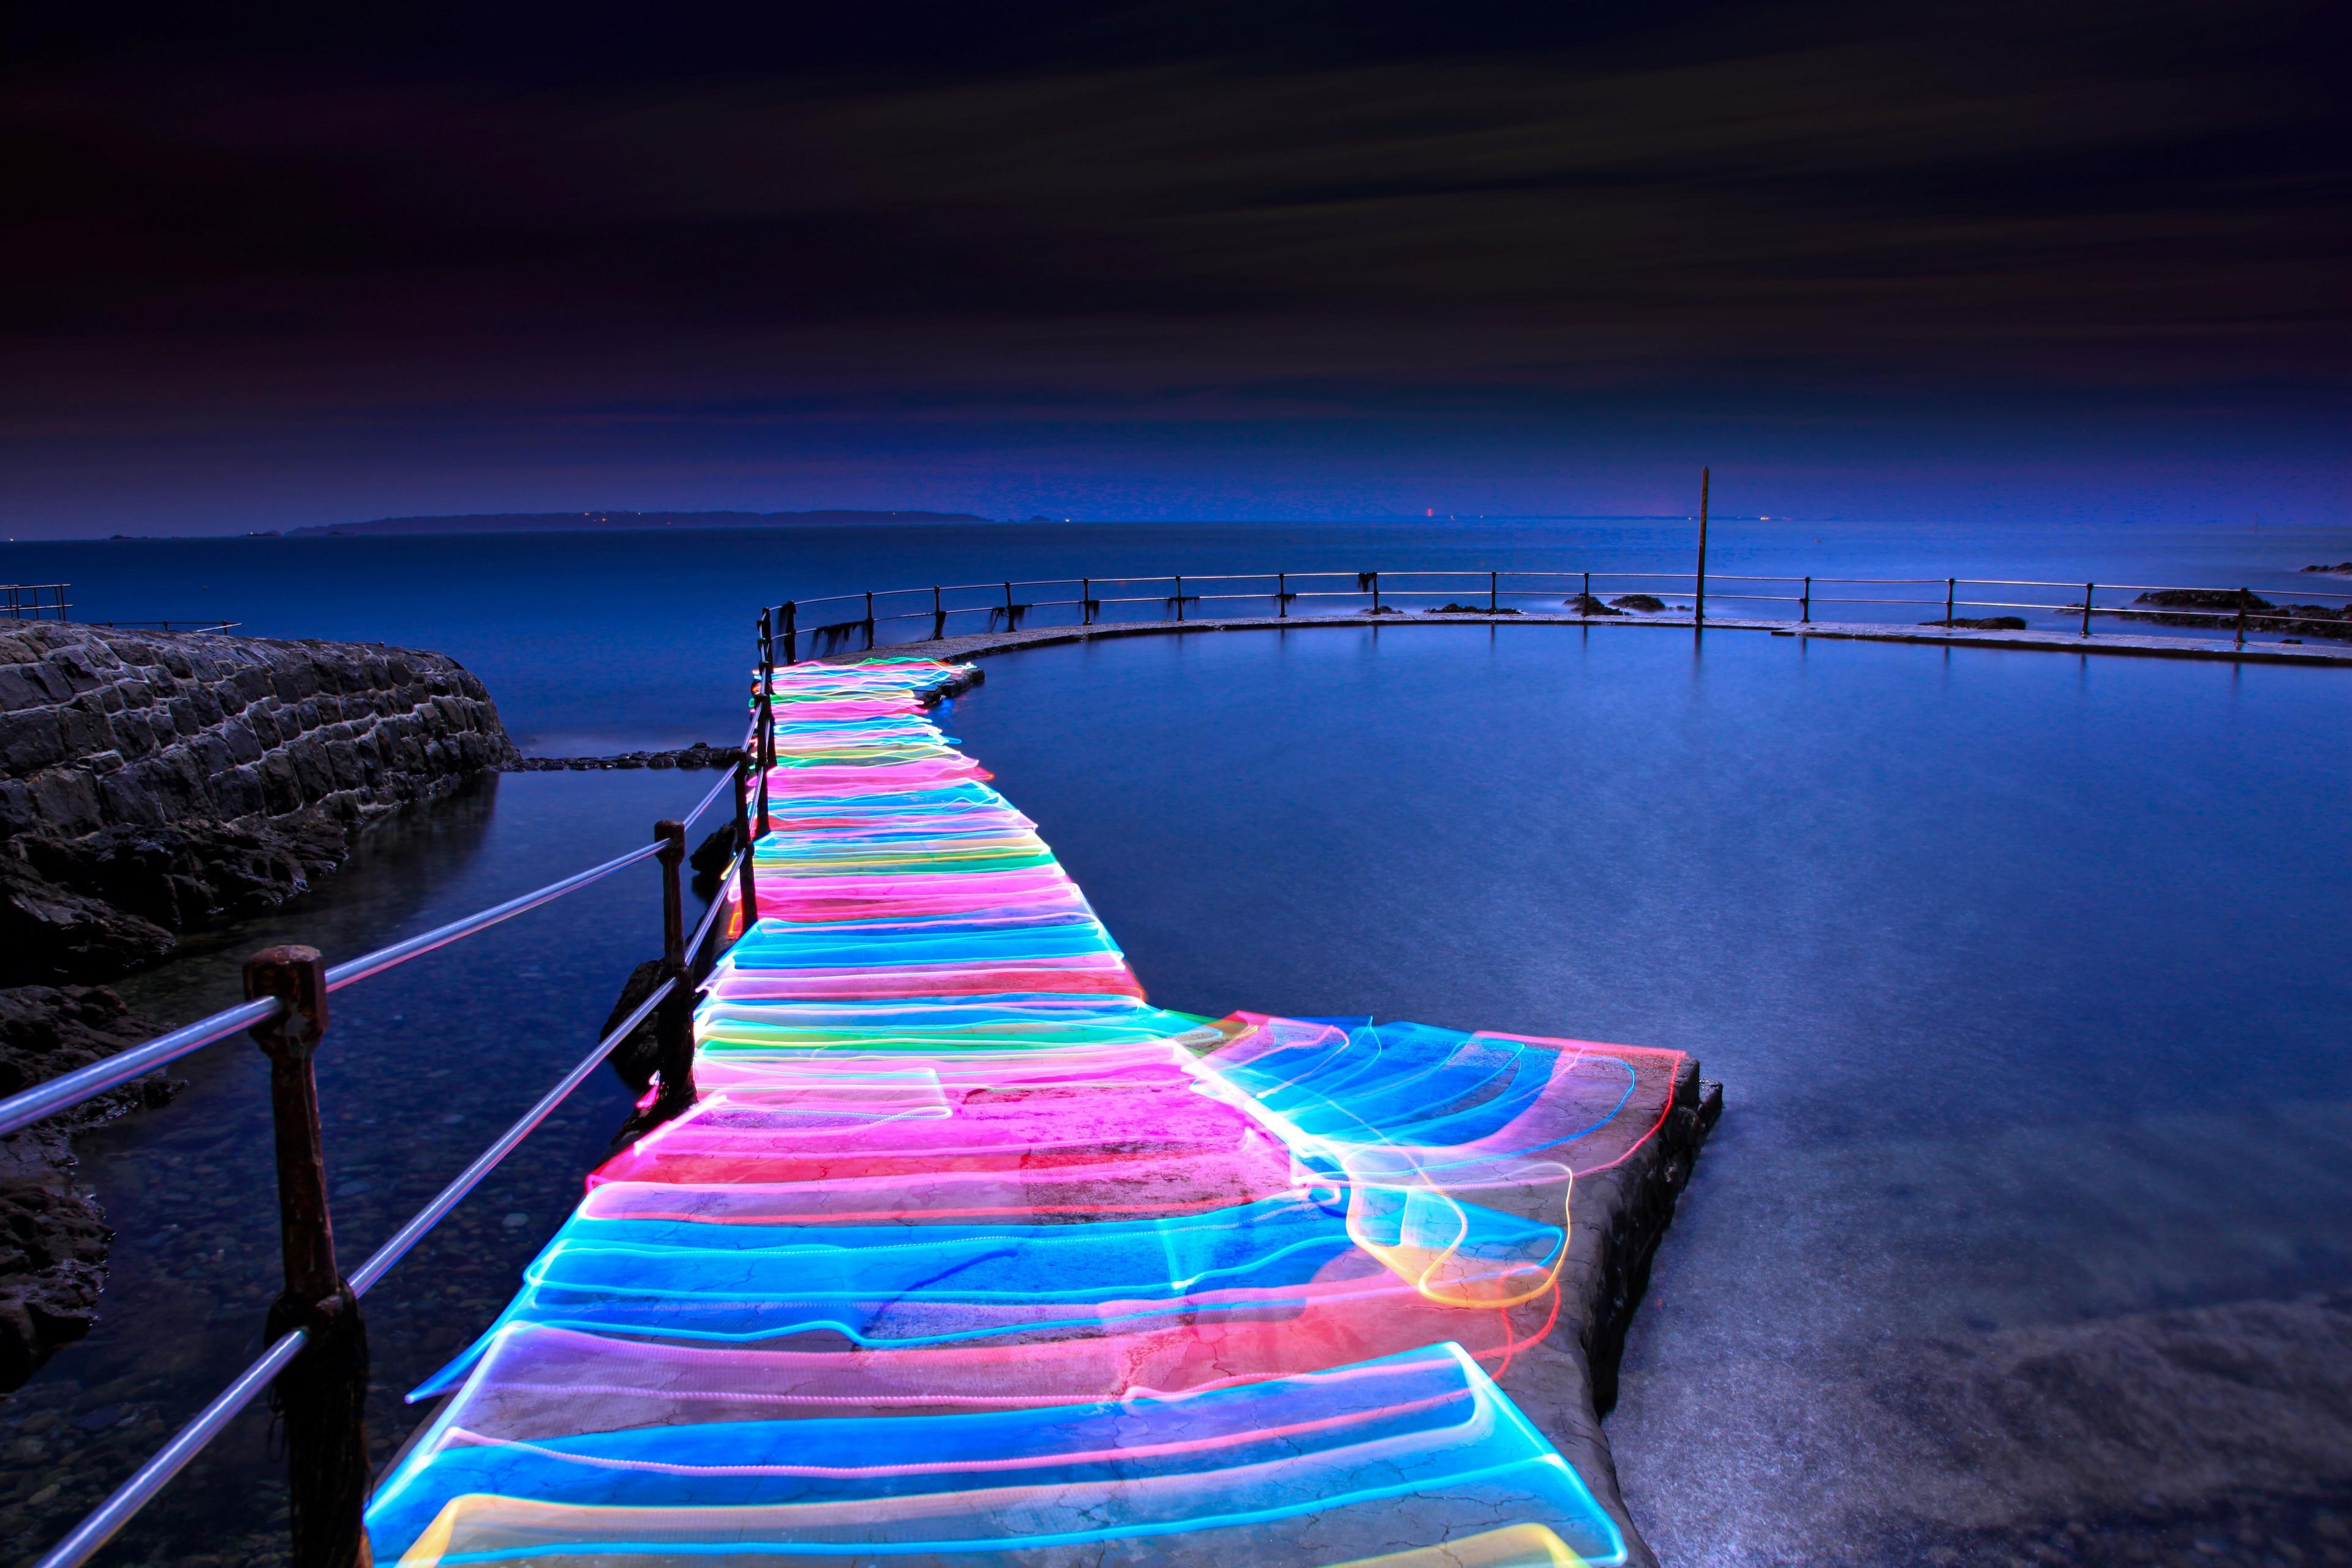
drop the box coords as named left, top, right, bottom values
left=933, top=585, right=944, bottom=640
left=1694, top=466, right=1709, bottom=627
left=1082, top=577, right=1092, bottom=627
left=1277, top=571, right=1286, bottom=618
left=651, top=820, right=697, bottom=1114
left=243, top=946, right=369, bottom=1568
left=1369, top=571, right=1379, bottom=614
left=1801, top=575, right=1811, bottom=624
left=732, top=757, right=760, bottom=932
left=2082, top=583, right=2094, bottom=638
left=757, top=608, right=774, bottom=700
left=780, top=600, right=797, bottom=666
left=1003, top=581, right=1014, bottom=631
left=755, top=692, right=773, bottom=840
left=864, top=590, right=876, bottom=650
left=2237, top=588, right=2249, bottom=646
left=1945, top=578, right=1956, bottom=625
left=1175, top=575, right=1185, bottom=621
left=1582, top=570, right=1591, bottom=611
left=1489, top=570, right=1498, bottom=612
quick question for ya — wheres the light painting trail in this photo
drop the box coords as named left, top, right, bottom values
left=369, top=657, right=1692, bottom=1567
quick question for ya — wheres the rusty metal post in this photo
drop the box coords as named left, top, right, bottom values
left=652, top=821, right=697, bottom=1114
left=731, top=757, right=760, bottom=934
left=756, top=609, right=774, bottom=731
left=1694, top=467, right=1709, bottom=627
left=2082, top=583, right=2094, bottom=638
left=753, top=688, right=773, bottom=841
left=243, top=946, right=371, bottom=1568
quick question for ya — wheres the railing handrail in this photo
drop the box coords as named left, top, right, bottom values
left=769, top=562, right=2350, bottom=662
left=37, top=971, right=684, bottom=1568
left=20, top=747, right=747, bottom=1567
left=0, top=768, right=733, bottom=1140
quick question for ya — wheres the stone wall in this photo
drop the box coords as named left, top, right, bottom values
left=1, top=624, right=514, bottom=843
left=1, top=624, right=518, bottom=982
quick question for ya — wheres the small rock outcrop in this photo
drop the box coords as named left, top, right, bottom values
left=2120, top=590, right=2352, bottom=640
left=0, top=986, right=181, bottom=1387
left=1, top=624, right=518, bottom=981
left=506, top=741, right=740, bottom=773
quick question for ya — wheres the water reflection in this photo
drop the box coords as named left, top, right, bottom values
left=0, top=770, right=711, bottom=1567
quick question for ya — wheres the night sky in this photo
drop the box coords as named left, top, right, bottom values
left=4, top=0, right=2345, bottom=533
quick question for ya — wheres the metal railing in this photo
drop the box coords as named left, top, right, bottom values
left=7, top=723, right=771, bottom=1568
left=3, top=582, right=72, bottom=620
left=760, top=568, right=2350, bottom=660
left=1, top=582, right=238, bottom=631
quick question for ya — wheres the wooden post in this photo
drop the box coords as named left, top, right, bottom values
left=651, top=821, right=696, bottom=1115
left=732, top=758, right=759, bottom=932
left=1694, top=467, right=1709, bottom=626
left=2082, top=583, right=2094, bottom=638
left=244, top=946, right=371, bottom=1568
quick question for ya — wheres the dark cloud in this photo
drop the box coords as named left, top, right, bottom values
left=0, top=0, right=2343, bottom=529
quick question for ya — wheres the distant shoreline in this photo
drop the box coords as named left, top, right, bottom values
left=288, top=508, right=995, bottom=537
left=70, top=512, right=1730, bottom=542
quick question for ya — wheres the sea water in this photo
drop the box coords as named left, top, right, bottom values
left=2, top=521, right=2347, bottom=1564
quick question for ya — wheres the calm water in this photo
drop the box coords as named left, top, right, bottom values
left=5, top=516, right=2344, bottom=751
left=2, top=523, right=2349, bottom=1564
left=947, top=627, right=2352, bottom=1563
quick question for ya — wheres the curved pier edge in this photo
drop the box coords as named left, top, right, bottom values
left=820, top=611, right=2352, bottom=668
left=1540, top=1057, right=1724, bottom=1568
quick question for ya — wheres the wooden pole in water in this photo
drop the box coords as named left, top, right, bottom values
left=1695, top=467, right=1710, bottom=627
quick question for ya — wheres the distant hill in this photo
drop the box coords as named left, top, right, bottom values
left=285, top=509, right=994, bottom=537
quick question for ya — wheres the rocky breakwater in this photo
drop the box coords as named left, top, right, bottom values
left=0, top=623, right=517, bottom=1385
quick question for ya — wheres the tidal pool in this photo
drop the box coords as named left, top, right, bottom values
left=945, top=623, right=2352, bottom=1565
left=5, top=620, right=2347, bottom=1566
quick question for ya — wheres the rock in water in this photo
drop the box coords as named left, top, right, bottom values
left=0, top=985, right=181, bottom=1389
